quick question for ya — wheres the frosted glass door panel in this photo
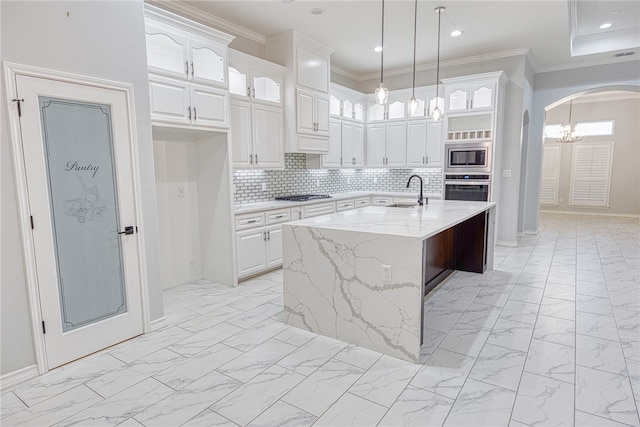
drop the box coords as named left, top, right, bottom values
left=387, top=101, right=405, bottom=120
left=39, top=97, right=126, bottom=333
left=448, top=89, right=468, bottom=111
left=342, top=100, right=353, bottom=119
left=253, top=76, right=281, bottom=104
left=471, top=85, right=493, bottom=110
left=146, top=30, right=187, bottom=77
left=229, top=67, right=248, bottom=97
left=189, top=42, right=225, bottom=86
left=368, top=103, right=385, bottom=122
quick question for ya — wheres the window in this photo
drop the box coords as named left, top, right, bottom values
left=569, top=142, right=614, bottom=207
left=540, top=144, right=561, bottom=205
left=575, top=120, right=614, bottom=136
left=543, top=124, right=563, bottom=138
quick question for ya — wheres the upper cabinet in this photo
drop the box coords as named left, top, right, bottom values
left=331, top=85, right=365, bottom=122
left=144, top=4, right=234, bottom=130
left=228, top=50, right=286, bottom=170
left=266, top=31, right=334, bottom=154
left=229, top=49, right=283, bottom=106
left=444, top=80, right=496, bottom=113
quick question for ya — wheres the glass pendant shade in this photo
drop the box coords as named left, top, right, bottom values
left=375, top=83, right=389, bottom=104
left=408, top=95, right=419, bottom=115
left=431, top=105, right=442, bottom=122
left=554, top=100, right=583, bottom=143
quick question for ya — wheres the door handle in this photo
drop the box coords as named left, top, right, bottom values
left=118, top=226, right=136, bottom=235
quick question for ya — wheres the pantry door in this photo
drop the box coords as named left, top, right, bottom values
left=14, top=74, right=144, bottom=369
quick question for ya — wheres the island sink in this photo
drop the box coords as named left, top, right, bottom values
left=282, top=200, right=496, bottom=363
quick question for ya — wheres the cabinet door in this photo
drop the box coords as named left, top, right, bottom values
left=330, top=94, right=342, bottom=117
left=188, top=39, right=226, bottom=87
left=236, top=228, right=267, bottom=278
left=148, top=74, right=191, bottom=125
left=428, top=96, right=444, bottom=117
left=406, top=120, right=427, bottom=167
left=296, top=46, right=329, bottom=92
left=265, top=225, right=283, bottom=268
left=386, top=122, right=407, bottom=167
left=230, top=100, right=253, bottom=167
left=229, top=65, right=250, bottom=99
left=446, top=87, right=469, bottom=112
left=368, top=103, right=385, bottom=122
left=296, top=88, right=315, bottom=135
left=145, top=24, right=188, bottom=79
left=253, top=104, right=284, bottom=168
left=190, top=84, right=228, bottom=128
left=426, top=121, right=444, bottom=166
left=352, top=122, right=365, bottom=167
left=251, top=72, right=282, bottom=105
left=387, top=101, right=406, bottom=121
left=315, top=93, right=330, bottom=136
left=324, top=119, right=343, bottom=167
left=470, top=83, right=494, bottom=110
left=366, top=124, right=386, bottom=167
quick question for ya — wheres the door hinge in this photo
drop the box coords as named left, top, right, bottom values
left=30, top=215, right=34, bottom=229
left=12, top=98, right=24, bottom=117
left=42, top=321, right=46, bottom=334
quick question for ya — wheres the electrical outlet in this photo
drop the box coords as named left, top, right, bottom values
left=502, top=169, right=512, bottom=178
left=559, top=197, right=564, bottom=203
left=177, top=186, right=185, bottom=198
left=382, top=264, right=391, bottom=282
left=424, top=177, right=429, bottom=185
left=373, top=177, right=378, bottom=184
left=316, top=179, right=320, bottom=187
left=261, top=182, right=267, bottom=191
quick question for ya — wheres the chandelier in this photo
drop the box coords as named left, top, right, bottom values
left=555, top=100, right=583, bottom=143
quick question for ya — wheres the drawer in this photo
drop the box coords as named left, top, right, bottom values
left=291, top=207, right=302, bottom=221
left=235, top=212, right=265, bottom=230
left=336, top=199, right=355, bottom=212
left=303, top=201, right=336, bottom=218
left=354, top=197, right=371, bottom=207
left=372, top=196, right=393, bottom=206
left=265, top=209, right=291, bottom=225
left=394, top=197, right=417, bottom=203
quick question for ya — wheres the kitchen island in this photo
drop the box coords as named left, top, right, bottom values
left=282, top=200, right=495, bottom=363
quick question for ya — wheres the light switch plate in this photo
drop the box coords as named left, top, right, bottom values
left=502, top=169, right=512, bottom=178
left=382, top=264, right=391, bottom=282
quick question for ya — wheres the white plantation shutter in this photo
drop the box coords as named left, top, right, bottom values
left=541, top=144, right=561, bottom=205
left=569, top=142, right=614, bottom=207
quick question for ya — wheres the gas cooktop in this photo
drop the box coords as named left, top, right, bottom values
left=275, top=194, right=331, bottom=202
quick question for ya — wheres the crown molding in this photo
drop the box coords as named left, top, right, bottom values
left=331, top=65, right=362, bottom=82
left=342, top=48, right=531, bottom=82
left=534, top=53, right=639, bottom=73
left=145, top=0, right=266, bottom=45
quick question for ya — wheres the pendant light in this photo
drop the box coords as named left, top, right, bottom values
left=408, top=0, right=419, bottom=115
left=431, top=6, right=445, bottom=121
left=555, top=100, right=583, bottom=143
left=374, top=0, right=389, bottom=104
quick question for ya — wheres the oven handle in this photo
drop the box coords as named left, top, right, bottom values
left=445, top=181, right=490, bottom=186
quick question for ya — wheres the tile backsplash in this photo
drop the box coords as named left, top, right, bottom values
left=233, top=154, right=443, bottom=204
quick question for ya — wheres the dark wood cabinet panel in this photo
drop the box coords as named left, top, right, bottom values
left=454, top=211, right=488, bottom=273
left=423, top=227, right=455, bottom=294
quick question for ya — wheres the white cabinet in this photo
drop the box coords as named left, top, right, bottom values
left=228, top=50, right=285, bottom=169
left=229, top=49, right=284, bottom=106
left=266, top=31, right=333, bottom=153
left=331, top=84, right=365, bottom=122
left=296, top=88, right=330, bottom=137
left=336, top=199, right=355, bottom=211
left=149, top=74, right=228, bottom=128
left=302, top=201, right=336, bottom=218
left=322, top=119, right=343, bottom=168
left=342, top=121, right=365, bottom=167
left=367, top=92, right=406, bottom=122
left=235, top=209, right=289, bottom=279
left=445, top=81, right=496, bottom=113
left=406, top=120, right=444, bottom=167
left=354, top=197, right=371, bottom=207
left=231, top=100, right=283, bottom=169
left=144, top=5, right=233, bottom=130
left=366, top=123, right=407, bottom=167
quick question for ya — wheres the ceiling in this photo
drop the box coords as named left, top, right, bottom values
left=166, top=0, right=639, bottom=79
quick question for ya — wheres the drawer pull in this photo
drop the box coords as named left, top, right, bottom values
left=246, top=219, right=257, bottom=224
left=274, top=215, right=285, bottom=219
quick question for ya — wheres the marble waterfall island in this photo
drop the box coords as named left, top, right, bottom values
left=282, top=200, right=496, bottom=363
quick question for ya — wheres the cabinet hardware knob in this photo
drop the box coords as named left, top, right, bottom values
left=188, top=106, right=192, bottom=120
left=185, top=61, right=189, bottom=76
left=191, top=61, right=194, bottom=77
left=267, top=231, right=270, bottom=240
left=247, top=86, right=251, bottom=97
left=250, top=154, right=253, bottom=164
left=255, top=154, right=258, bottom=164
left=247, top=219, right=257, bottom=223
left=263, top=231, right=267, bottom=241
left=193, top=107, right=197, bottom=120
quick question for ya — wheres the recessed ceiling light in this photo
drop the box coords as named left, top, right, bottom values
left=309, top=8, right=324, bottom=15
left=450, top=29, right=463, bottom=37
left=374, top=46, right=383, bottom=52
left=600, top=22, right=612, bottom=29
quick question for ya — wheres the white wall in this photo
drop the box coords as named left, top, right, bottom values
left=154, top=139, right=203, bottom=289
left=542, top=97, right=640, bottom=215
left=1, top=0, right=165, bottom=375
left=525, top=60, right=640, bottom=234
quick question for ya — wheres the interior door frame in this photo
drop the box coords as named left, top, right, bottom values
left=4, top=62, right=152, bottom=374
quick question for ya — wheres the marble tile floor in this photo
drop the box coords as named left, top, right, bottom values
left=2, top=213, right=639, bottom=426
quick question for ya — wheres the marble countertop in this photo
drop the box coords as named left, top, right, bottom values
left=234, top=191, right=442, bottom=214
left=284, top=199, right=495, bottom=240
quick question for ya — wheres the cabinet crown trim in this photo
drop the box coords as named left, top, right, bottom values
left=441, top=70, right=507, bottom=85
left=145, top=3, right=235, bottom=46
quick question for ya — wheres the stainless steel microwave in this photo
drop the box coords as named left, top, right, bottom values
left=445, top=143, right=491, bottom=173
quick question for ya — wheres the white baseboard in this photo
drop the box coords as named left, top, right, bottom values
left=496, top=240, right=518, bottom=247
left=1, top=364, right=39, bottom=390
left=150, top=316, right=168, bottom=331
left=525, top=228, right=539, bottom=235
left=517, top=232, right=525, bottom=238
left=540, top=210, right=640, bottom=218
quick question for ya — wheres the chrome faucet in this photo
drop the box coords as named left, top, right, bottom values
left=406, top=175, right=425, bottom=206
